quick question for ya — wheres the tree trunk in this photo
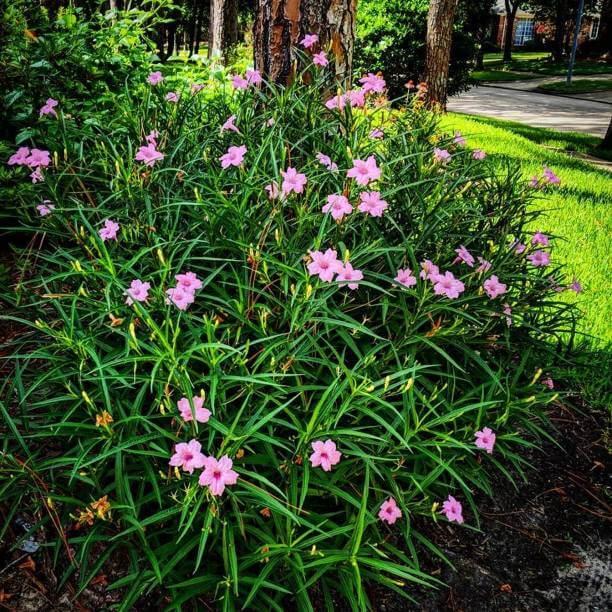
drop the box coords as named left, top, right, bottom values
left=552, top=0, right=568, bottom=62
left=598, top=0, right=612, bottom=57
left=503, top=1, right=519, bottom=63
left=194, top=0, right=206, bottom=55
left=423, top=0, right=459, bottom=109
left=600, top=116, right=612, bottom=149
left=253, top=0, right=357, bottom=85
left=209, top=0, right=239, bottom=60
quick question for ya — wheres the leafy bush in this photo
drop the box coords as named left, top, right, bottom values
left=355, top=0, right=477, bottom=99
left=1, top=53, right=577, bottom=609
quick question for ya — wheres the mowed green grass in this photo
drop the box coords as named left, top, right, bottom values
left=440, top=113, right=612, bottom=345
left=538, top=78, right=612, bottom=94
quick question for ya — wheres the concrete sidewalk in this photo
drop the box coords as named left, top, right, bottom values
left=448, top=85, right=611, bottom=137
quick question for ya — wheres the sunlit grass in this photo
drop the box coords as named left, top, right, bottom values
left=442, top=113, right=612, bottom=345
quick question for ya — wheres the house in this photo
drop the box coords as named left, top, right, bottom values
left=491, top=0, right=600, bottom=49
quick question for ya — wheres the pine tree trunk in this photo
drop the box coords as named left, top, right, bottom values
left=600, top=116, right=612, bottom=149
left=423, top=0, right=459, bottom=109
left=253, top=0, right=357, bottom=85
left=503, top=1, right=519, bottom=63
left=209, top=0, right=239, bottom=60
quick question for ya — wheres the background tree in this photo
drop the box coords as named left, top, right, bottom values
left=456, top=0, right=495, bottom=70
left=253, top=0, right=357, bottom=84
left=209, top=0, right=239, bottom=59
left=423, top=0, right=460, bottom=108
left=503, top=0, right=523, bottom=62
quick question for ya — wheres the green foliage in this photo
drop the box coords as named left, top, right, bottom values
left=1, top=56, right=578, bottom=609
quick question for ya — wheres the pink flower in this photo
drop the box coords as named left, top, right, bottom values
left=433, top=148, right=451, bottom=164
left=231, top=74, right=249, bottom=90
left=300, top=33, right=319, bottom=49
left=442, top=495, right=464, bottom=524
left=8, top=147, right=30, bottom=166
left=336, top=262, right=363, bottom=290
left=419, top=260, right=439, bottom=281
left=146, top=130, right=159, bottom=146
left=322, top=194, right=352, bottom=221
left=569, top=278, right=582, bottom=293
left=265, top=182, right=281, bottom=200
left=395, top=268, right=417, bottom=288
left=221, top=115, right=240, bottom=133
left=369, top=128, right=384, bottom=139
left=378, top=497, right=402, bottom=525
left=281, top=167, right=307, bottom=195
left=474, top=427, right=496, bottom=454
left=36, top=202, right=55, bottom=216
left=433, top=271, right=465, bottom=299
left=531, top=232, right=549, bottom=246
left=453, top=132, right=466, bottom=146
left=246, top=69, right=262, bottom=85
left=454, top=245, right=475, bottom=267
left=191, top=83, right=205, bottom=94
left=198, top=455, right=239, bottom=496
left=30, top=168, right=44, bottom=183
left=220, top=145, right=247, bottom=169
left=177, top=396, right=211, bottom=423
left=316, top=153, right=338, bottom=171
left=527, top=250, right=550, bottom=267
left=175, top=271, right=203, bottom=293
left=542, top=376, right=554, bottom=389
left=358, top=191, right=388, bottom=217
left=476, top=257, right=492, bottom=274
left=25, top=149, right=51, bottom=168
left=165, top=92, right=179, bottom=103
left=39, top=98, right=58, bottom=117
left=503, top=303, right=512, bottom=326
left=313, top=51, right=328, bottom=67
left=325, top=93, right=346, bottom=110
left=169, top=439, right=206, bottom=474
left=346, top=89, right=366, bottom=108
left=266, top=118, right=275, bottom=127
left=309, top=440, right=341, bottom=471
left=166, top=286, right=195, bottom=310
left=307, top=248, right=342, bottom=282
left=543, top=166, right=560, bottom=185
left=99, top=219, right=120, bottom=241
left=125, top=279, right=151, bottom=305
left=529, top=175, right=540, bottom=188
left=347, top=156, right=381, bottom=186
left=483, top=275, right=507, bottom=299
left=359, top=72, right=386, bottom=94
left=147, top=71, right=163, bottom=85
left=472, top=149, right=486, bottom=160
left=135, top=143, right=164, bottom=167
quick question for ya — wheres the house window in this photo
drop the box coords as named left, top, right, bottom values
left=514, top=18, right=535, bottom=46
left=590, top=17, right=600, bottom=39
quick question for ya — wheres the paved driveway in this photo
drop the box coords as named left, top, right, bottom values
left=448, top=85, right=611, bottom=137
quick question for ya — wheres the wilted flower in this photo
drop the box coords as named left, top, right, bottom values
left=177, top=396, right=211, bottom=423
left=474, top=427, right=496, bottom=454
left=419, top=260, right=439, bottom=281
left=476, top=257, right=492, bottom=273
left=442, top=495, right=464, bottom=524
left=90, top=496, right=111, bottom=520
left=198, top=455, right=239, bottom=495
left=309, top=440, right=341, bottom=471
left=221, top=115, right=240, bottom=133
left=265, top=182, right=281, bottom=200
left=316, top=153, right=338, bottom=171
left=30, top=168, right=44, bottom=183
left=542, top=376, right=554, bottom=389
left=99, top=219, right=120, bottom=241
left=378, top=498, right=402, bottom=524
left=165, top=92, right=179, bottom=103
left=454, top=245, right=475, bottom=267
left=369, top=128, right=384, bottom=139
left=169, top=439, right=206, bottom=474
left=503, top=303, right=513, bottom=326
left=569, top=278, right=582, bottom=293
left=322, top=194, right=352, bottom=221
left=37, top=202, right=55, bottom=216
left=95, top=410, right=114, bottom=427
left=191, top=83, right=205, bottom=94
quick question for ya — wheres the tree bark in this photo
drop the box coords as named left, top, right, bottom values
left=552, top=0, right=569, bottom=62
left=600, top=116, right=612, bottom=149
left=503, top=1, right=520, bottom=63
left=253, top=0, right=357, bottom=85
left=209, top=0, right=239, bottom=60
left=423, top=0, right=460, bottom=109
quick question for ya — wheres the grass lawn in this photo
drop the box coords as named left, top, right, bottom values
left=483, top=51, right=551, bottom=66
left=471, top=70, right=538, bottom=82
left=538, top=78, right=612, bottom=94
left=440, top=113, right=612, bottom=346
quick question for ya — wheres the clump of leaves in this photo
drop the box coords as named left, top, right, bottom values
left=0, top=54, right=577, bottom=609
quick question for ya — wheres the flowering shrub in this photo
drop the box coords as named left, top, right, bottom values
left=0, top=51, right=578, bottom=608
